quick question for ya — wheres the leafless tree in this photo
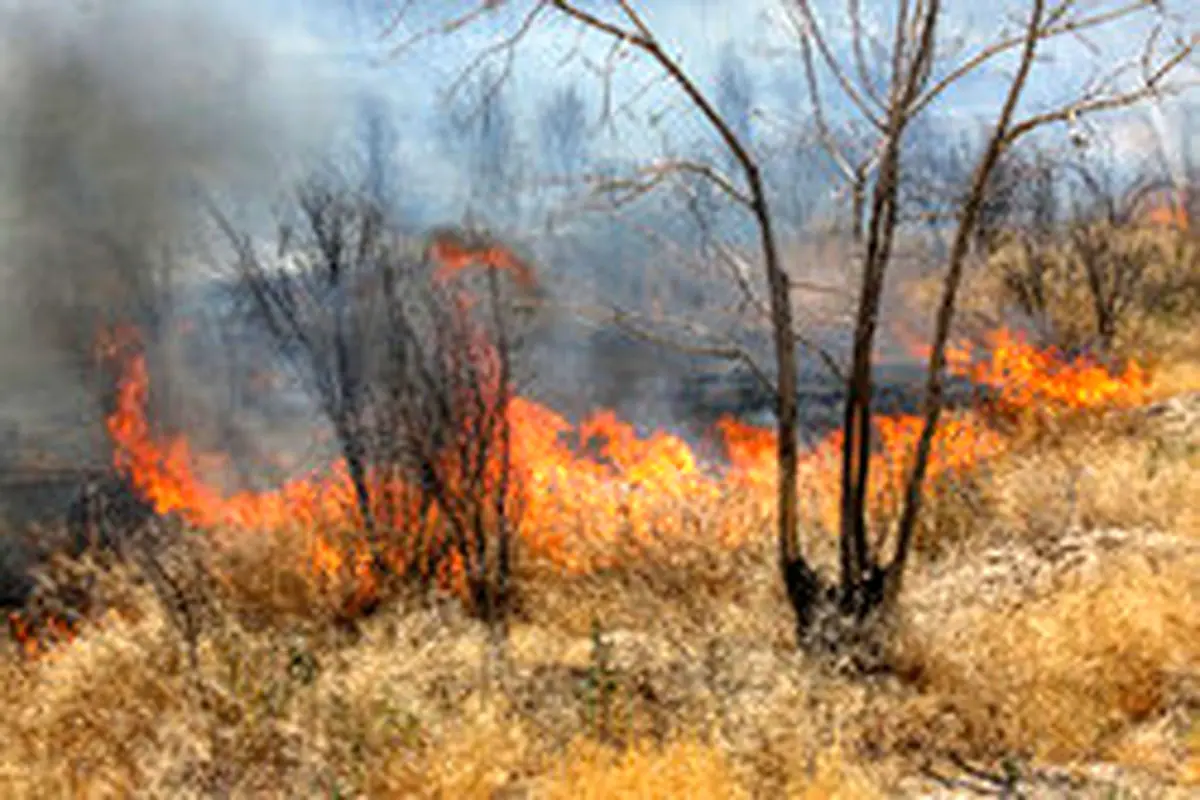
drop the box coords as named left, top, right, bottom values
left=360, top=91, right=400, bottom=212
left=212, top=179, right=536, bottom=634
left=439, top=65, right=527, bottom=229
left=539, top=84, right=590, bottom=180
left=794, top=0, right=1196, bottom=629
left=394, top=0, right=1196, bottom=651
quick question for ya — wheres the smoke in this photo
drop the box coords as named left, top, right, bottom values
left=0, top=0, right=352, bottom=596
left=0, top=0, right=346, bottom=455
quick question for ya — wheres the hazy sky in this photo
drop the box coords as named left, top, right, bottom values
left=273, top=1, right=1197, bottom=176
left=3, top=0, right=1192, bottom=227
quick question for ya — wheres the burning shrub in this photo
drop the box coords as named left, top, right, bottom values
left=177, top=182, right=545, bottom=630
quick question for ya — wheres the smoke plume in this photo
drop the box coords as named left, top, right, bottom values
left=0, top=0, right=345, bottom=456
left=0, top=0, right=348, bottom=599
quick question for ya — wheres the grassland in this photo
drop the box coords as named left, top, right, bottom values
left=1, top=224, right=1198, bottom=798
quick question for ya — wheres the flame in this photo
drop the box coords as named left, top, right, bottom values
left=1140, top=188, right=1191, bottom=232
left=941, top=328, right=1151, bottom=412
left=8, top=611, right=81, bottom=662
left=69, top=324, right=1154, bottom=627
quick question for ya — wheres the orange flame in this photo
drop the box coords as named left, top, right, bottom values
left=76, top=324, right=1155, bottom=626
left=8, top=612, right=81, bottom=662
left=941, top=328, right=1151, bottom=412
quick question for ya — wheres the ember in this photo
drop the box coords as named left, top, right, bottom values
left=8, top=610, right=81, bottom=661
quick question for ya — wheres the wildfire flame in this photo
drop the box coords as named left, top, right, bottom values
left=8, top=323, right=1158, bottom=659
left=943, top=328, right=1151, bottom=411
left=102, top=324, right=1150, bottom=575
left=8, top=612, right=81, bottom=662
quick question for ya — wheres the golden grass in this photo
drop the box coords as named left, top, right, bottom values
left=538, top=739, right=750, bottom=800
left=899, top=550, right=1200, bottom=763
left=970, top=424, right=1200, bottom=545
left=3, top=294, right=1199, bottom=797
left=907, top=224, right=1200, bottom=361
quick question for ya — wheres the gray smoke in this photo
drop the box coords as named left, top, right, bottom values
left=0, top=0, right=346, bottom=461
left=0, top=0, right=351, bottom=597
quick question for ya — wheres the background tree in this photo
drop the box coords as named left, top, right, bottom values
left=539, top=84, right=590, bottom=180
left=359, top=90, right=400, bottom=214
left=440, top=66, right=527, bottom=230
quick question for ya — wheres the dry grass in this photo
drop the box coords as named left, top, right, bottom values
left=898, top=548, right=1200, bottom=760
left=3, top=393, right=1197, bottom=798
left=2, top=234, right=1198, bottom=795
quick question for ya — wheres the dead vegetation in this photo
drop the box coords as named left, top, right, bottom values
left=911, top=223, right=1200, bottom=364
left=2, top=2, right=1198, bottom=795
left=2, top=344, right=1199, bottom=796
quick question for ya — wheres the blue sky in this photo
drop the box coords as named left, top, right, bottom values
left=264, top=1, right=1196, bottom=174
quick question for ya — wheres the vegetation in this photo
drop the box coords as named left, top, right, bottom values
left=3, top=1, right=1199, bottom=797
left=4, top=217, right=1199, bottom=791
left=2, top=342, right=1198, bottom=795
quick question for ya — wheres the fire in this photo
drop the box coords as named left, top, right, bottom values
left=100, top=332, right=739, bottom=581
left=8, top=612, right=81, bottom=662
left=941, top=328, right=1151, bottom=412
left=5, top=322, right=1152, bottom=661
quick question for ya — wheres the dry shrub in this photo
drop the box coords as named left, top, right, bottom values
left=900, top=551, right=1200, bottom=762
left=909, top=223, right=1200, bottom=359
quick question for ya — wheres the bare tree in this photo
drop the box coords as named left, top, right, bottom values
left=792, top=0, right=1196, bottom=627
left=396, top=0, right=1196, bottom=651
left=715, top=43, right=756, bottom=180
left=539, top=83, right=590, bottom=179
left=212, top=180, right=537, bottom=633
left=359, top=91, right=400, bottom=212
left=440, top=65, right=527, bottom=229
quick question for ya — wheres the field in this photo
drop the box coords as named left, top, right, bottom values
left=1, top=226, right=1199, bottom=798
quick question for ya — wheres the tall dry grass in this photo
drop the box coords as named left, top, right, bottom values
left=3, top=382, right=1199, bottom=797
left=2, top=221, right=1198, bottom=797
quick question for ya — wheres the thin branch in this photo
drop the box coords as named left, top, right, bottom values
left=384, top=1, right=514, bottom=61
left=440, top=2, right=548, bottom=113
left=910, top=1, right=1159, bottom=119
left=849, top=0, right=887, bottom=110
left=555, top=298, right=777, bottom=396
left=582, top=158, right=753, bottom=209
left=790, top=1, right=887, bottom=130
left=1006, top=33, right=1199, bottom=141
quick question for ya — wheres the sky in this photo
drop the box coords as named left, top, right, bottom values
left=255, top=1, right=1197, bottom=202
left=2, top=0, right=1194, bottom=229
